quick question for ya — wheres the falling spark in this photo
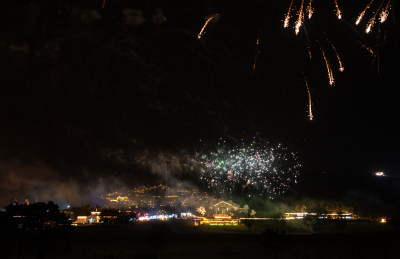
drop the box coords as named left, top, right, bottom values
left=356, top=0, right=375, bottom=25
left=284, top=0, right=294, bottom=28
left=358, top=41, right=375, bottom=56
left=365, top=19, right=374, bottom=33
left=253, top=32, right=261, bottom=71
left=307, top=0, right=313, bottom=19
left=198, top=14, right=219, bottom=39
left=304, top=77, right=313, bottom=121
left=334, top=0, right=342, bottom=19
left=380, top=0, right=391, bottom=23
left=321, top=48, right=335, bottom=85
left=331, top=44, right=344, bottom=72
left=101, top=0, right=106, bottom=9
left=366, top=1, right=384, bottom=33
left=295, top=0, right=305, bottom=35
left=307, top=47, right=313, bottom=59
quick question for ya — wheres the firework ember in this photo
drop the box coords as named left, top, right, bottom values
left=304, top=77, right=314, bottom=121
left=198, top=14, right=219, bottom=39
left=321, top=48, right=335, bottom=85
left=366, top=1, right=384, bottom=33
left=284, top=0, right=294, bottom=28
left=380, top=0, right=391, bottom=23
left=358, top=41, right=376, bottom=56
left=253, top=31, right=261, bottom=71
left=356, top=0, right=375, bottom=25
left=307, top=46, right=313, bottom=59
left=365, top=19, right=374, bottom=33
left=331, top=44, right=344, bottom=72
left=196, top=139, right=301, bottom=199
left=334, top=0, right=342, bottom=19
left=307, top=0, right=313, bottom=19
left=295, top=0, right=305, bottom=35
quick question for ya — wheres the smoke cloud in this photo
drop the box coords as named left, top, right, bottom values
left=0, top=159, right=129, bottom=207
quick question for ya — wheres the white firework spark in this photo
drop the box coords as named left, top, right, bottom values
left=196, top=139, right=301, bottom=199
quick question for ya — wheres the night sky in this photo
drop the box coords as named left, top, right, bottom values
left=0, top=0, right=399, bottom=206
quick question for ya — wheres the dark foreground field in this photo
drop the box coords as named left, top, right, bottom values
left=2, top=220, right=400, bottom=259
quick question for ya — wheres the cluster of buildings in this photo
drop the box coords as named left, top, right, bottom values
left=5, top=196, right=386, bottom=229
left=68, top=197, right=250, bottom=226
left=101, top=184, right=214, bottom=209
left=62, top=185, right=386, bottom=227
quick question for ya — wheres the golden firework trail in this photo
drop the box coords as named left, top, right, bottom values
left=380, top=0, right=391, bottom=23
left=321, top=48, right=335, bottom=85
left=331, top=44, right=344, bottom=72
left=295, top=0, right=305, bottom=35
left=304, top=77, right=314, bottom=121
left=356, top=0, right=375, bottom=25
left=334, top=0, right=342, bottom=19
left=198, top=14, right=219, bottom=39
left=366, top=1, right=384, bottom=33
left=284, top=0, right=294, bottom=28
left=307, top=47, right=313, bottom=59
left=101, top=0, right=106, bottom=9
left=307, top=0, right=313, bottom=19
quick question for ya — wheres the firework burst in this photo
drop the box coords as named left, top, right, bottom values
left=196, top=139, right=301, bottom=199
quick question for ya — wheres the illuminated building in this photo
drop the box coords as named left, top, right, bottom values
left=76, top=210, right=101, bottom=224
left=88, top=210, right=101, bottom=223
left=212, top=201, right=246, bottom=216
left=201, top=217, right=239, bottom=226
left=180, top=212, right=193, bottom=218
left=194, top=201, right=246, bottom=226
left=77, top=216, right=87, bottom=224
left=285, top=212, right=309, bottom=220
left=101, top=184, right=214, bottom=210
